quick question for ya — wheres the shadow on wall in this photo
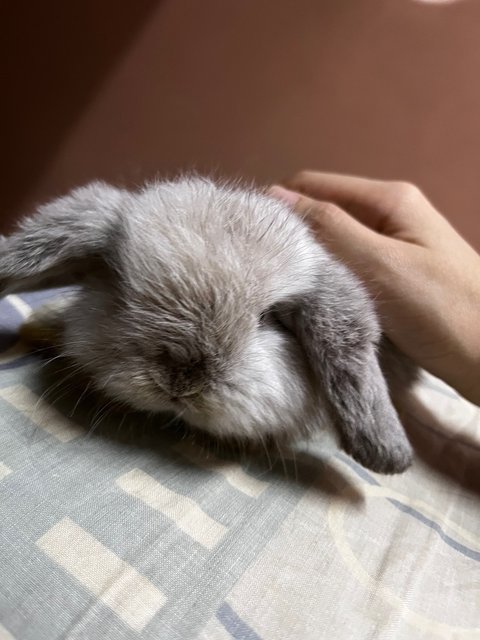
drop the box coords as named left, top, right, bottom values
left=1, top=1, right=159, bottom=225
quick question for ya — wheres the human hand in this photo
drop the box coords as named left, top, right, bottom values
left=269, top=172, right=480, bottom=405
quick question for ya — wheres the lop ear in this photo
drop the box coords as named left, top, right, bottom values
left=282, top=273, right=413, bottom=474
left=0, top=182, right=124, bottom=294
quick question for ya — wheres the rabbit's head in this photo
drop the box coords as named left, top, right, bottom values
left=1, top=177, right=413, bottom=473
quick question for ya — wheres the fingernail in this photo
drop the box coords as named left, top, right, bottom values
left=268, top=185, right=300, bottom=207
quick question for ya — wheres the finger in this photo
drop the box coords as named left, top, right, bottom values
left=283, top=171, right=388, bottom=225
left=268, top=185, right=384, bottom=262
left=282, top=171, right=427, bottom=236
left=268, top=185, right=413, bottom=310
left=284, top=170, right=384, bottom=203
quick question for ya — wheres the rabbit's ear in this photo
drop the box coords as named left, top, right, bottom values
left=282, top=281, right=413, bottom=474
left=0, top=182, right=125, bottom=294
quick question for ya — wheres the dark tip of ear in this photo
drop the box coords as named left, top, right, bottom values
left=345, top=433, right=413, bottom=475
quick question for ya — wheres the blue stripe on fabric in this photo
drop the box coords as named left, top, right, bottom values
left=217, top=602, right=263, bottom=640
left=0, top=354, right=37, bottom=370
left=0, top=299, right=23, bottom=351
left=339, top=456, right=380, bottom=487
left=339, top=455, right=480, bottom=563
left=387, top=498, right=480, bottom=562
left=0, top=289, right=72, bottom=369
left=20, top=287, right=76, bottom=308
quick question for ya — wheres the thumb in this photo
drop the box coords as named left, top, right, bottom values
left=268, top=185, right=384, bottom=263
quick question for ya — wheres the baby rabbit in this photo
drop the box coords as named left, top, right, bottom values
left=0, top=177, right=413, bottom=473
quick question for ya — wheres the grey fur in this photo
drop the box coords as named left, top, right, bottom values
left=1, top=177, right=413, bottom=473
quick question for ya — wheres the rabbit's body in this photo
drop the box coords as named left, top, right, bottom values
left=2, top=177, right=413, bottom=473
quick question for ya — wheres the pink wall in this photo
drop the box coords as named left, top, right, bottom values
left=3, top=0, right=480, bottom=248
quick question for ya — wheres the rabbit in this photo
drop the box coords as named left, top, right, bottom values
left=0, top=176, right=414, bottom=473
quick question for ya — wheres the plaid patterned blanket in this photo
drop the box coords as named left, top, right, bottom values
left=0, top=290, right=479, bottom=639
